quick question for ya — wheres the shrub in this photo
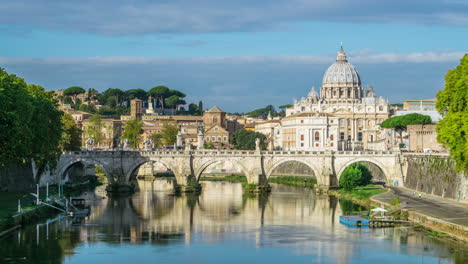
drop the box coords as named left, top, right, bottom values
left=339, top=163, right=372, bottom=191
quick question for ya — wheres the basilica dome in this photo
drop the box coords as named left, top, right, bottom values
left=322, top=47, right=361, bottom=86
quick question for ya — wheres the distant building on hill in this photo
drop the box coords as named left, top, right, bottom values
left=396, top=99, right=442, bottom=122
left=81, top=118, right=123, bottom=149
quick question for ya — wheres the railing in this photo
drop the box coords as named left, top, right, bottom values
left=64, top=149, right=397, bottom=157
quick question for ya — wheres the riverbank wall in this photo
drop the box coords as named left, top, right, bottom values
left=0, top=161, right=58, bottom=192
left=402, top=154, right=467, bottom=202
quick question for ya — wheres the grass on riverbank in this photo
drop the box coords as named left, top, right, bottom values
left=268, top=176, right=317, bottom=188
left=330, top=185, right=387, bottom=207
left=199, top=175, right=247, bottom=183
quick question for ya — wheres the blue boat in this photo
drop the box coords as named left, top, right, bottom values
left=340, top=215, right=370, bottom=226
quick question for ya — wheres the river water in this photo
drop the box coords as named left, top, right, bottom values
left=0, top=181, right=466, bottom=264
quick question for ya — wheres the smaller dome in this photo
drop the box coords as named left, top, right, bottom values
left=322, top=46, right=361, bottom=86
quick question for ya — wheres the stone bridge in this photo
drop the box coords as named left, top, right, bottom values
left=55, top=149, right=404, bottom=189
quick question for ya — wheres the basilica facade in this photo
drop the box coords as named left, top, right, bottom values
left=281, top=46, right=390, bottom=151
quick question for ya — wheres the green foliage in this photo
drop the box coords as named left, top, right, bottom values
left=279, top=104, right=293, bottom=109
left=339, top=163, right=372, bottom=191
left=380, top=113, right=432, bottom=131
left=231, top=129, right=267, bottom=150
left=60, top=113, right=82, bottom=151
left=150, top=133, right=163, bottom=148
left=78, top=103, right=97, bottom=113
left=390, top=196, right=401, bottom=207
left=85, top=114, right=104, bottom=144
left=121, top=119, right=143, bottom=148
left=247, top=105, right=277, bottom=118
left=63, top=86, right=85, bottom=104
left=148, top=85, right=170, bottom=112
left=436, top=54, right=468, bottom=172
left=199, top=175, right=247, bottom=183
left=268, top=176, right=317, bottom=188
left=198, top=101, right=203, bottom=114
left=161, top=122, right=178, bottom=145
left=125, top=89, right=147, bottom=101
left=204, top=141, right=215, bottom=149
left=0, top=68, right=63, bottom=180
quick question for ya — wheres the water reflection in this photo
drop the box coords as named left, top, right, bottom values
left=0, top=181, right=466, bottom=264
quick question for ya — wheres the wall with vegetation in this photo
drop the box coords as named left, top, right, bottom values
left=404, top=155, right=466, bottom=201
left=0, top=163, right=35, bottom=192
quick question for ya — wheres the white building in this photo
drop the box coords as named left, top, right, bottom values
left=281, top=46, right=391, bottom=151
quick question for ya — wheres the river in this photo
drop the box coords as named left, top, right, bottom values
left=0, top=181, right=466, bottom=264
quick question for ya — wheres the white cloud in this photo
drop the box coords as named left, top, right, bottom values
left=0, top=51, right=464, bottom=65
left=0, top=0, right=467, bottom=35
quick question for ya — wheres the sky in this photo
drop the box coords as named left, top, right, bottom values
left=1, top=0, right=467, bottom=112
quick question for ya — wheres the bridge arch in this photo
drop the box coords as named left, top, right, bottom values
left=194, top=159, right=251, bottom=182
left=337, top=158, right=389, bottom=183
left=59, top=158, right=111, bottom=183
left=125, top=157, right=177, bottom=183
left=266, top=158, right=322, bottom=184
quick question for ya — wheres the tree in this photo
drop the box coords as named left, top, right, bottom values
left=161, top=121, right=178, bottom=145
left=121, top=119, right=143, bottom=148
left=198, top=101, right=203, bottom=115
left=87, top=88, right=99, bottom=103
left=0, top=68, right=35, bottom=166
left=339, top=163, right=372, bottom=191
left=63, top=86, right=85, bottom=104
left=166, top=95, right=180, bottom=114
left=148, top=86, right=170, bottom=114
left=279, top=104, right=293, bottom=109
left=380, top=113, right=432, bottom=143
left=231, top=129, right=267, bottom=150
left=247, top=105, right=277, bottom=118
left=85, top=114, right=104, bottom=146
left=204, top=141, right=215, bottom=149
left=188, top=103, right=198, bottom=115
left=150, top=133, right=163, bottom=148
left=26, top=84, right=64, bottom=179
left=125, top=89, right=147, bottom=102
left=60, top=113, right=82, bottom=151
left=436, top=54, right=468, bottom=172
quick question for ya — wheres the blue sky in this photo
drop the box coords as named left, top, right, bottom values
left=1, top=0, right=467, bottom=112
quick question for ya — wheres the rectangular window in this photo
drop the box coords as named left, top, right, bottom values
left=340, top=132, right=345, bottom=141
left=300, top=135, right=304, bottom=141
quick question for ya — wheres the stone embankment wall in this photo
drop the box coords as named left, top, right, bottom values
left=404, top=155, right=467, bottom=201
left=0, top=163, right=35, bottom=192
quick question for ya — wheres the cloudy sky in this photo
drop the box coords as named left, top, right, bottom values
left=1, top=0, right=467, bottom=112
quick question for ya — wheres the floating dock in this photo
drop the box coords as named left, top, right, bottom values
left=340, top=215, right=412, bottom=227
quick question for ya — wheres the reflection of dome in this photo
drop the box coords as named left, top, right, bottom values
left=322, top=46, right=361, bottom=86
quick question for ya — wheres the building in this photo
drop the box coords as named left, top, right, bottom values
left=407, top=124, right=446, bottom=152
left=81, top=118, right=123, bottom=149
left=203, top=106, right=231, bottom=147
left=254, top=115, right=282, bottom=150
left=396, top=98, right=442, bottom=122
left=130, top=99, right=143, bottom=119
left=283, top=46, right=390, bottom=151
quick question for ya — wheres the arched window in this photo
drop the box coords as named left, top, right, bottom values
left=314, top=132, right=320, bottom=141
left=212, top=136, right=215, bottom=141
left=223, top=136, right=227, bottom=142
left=206, top=136, right=210, bottom=141
left=357, top=132, right=363, bottom=142
left=217, top=136, right=221, bottom=142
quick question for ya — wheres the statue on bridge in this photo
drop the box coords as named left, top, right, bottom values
left=86, top=138, right=94, bottom=150
left=143, top=138, right=153, bottom=150
left=255, top=138, right=260, bottom=151
left=185, top=138, right=192, bottom=151
left=122, top=139, right=130, bottom=150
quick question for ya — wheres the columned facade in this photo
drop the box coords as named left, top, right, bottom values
left=284, top=46, right=390, bottom=151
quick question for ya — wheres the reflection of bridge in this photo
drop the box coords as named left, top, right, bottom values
left=56, top=150, right=403, bottom=188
